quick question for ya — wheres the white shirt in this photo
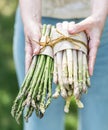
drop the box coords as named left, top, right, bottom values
left=42, top=0, right=91, bottom=19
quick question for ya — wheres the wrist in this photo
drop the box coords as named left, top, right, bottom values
left=23, top=19, right=41, bottom=37
left=91, top=0, right=108, bottom=26
left=91, top=13, right=107, bottom=29
left=23, top=15, right=41, bottom=26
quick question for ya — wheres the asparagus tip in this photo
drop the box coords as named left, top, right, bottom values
left=82, top=84, right=88, bottom=93
left=74, top=87, right=80, bottom=99
left=37, top=95, right=41, bottom=101
left=61, top=89, right=67, bottom=99
left=68, top=78, right=73, bottom=85
left=52, top=92, right=60, bottom=99
left=31, top=100, right=36, bottom=108
left=64, top=106, right=69, bottom=113
left=40, top=104, right=45, bottom=114
left=76, top=99, right=84, bottom=108
left=68, top=90, right=73, bottom=96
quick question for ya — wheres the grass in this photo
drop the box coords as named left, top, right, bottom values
left=0, top=1, right=78, bottom=130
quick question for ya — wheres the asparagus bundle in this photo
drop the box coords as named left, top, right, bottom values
left=11, top=24, right=54, bottom=123
left=52, top=22, right=91, bottom=113
left=11, top=22, right=91, bottom=123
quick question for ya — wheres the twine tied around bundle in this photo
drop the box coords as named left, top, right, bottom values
left=32, top=29, right=88, bottom=51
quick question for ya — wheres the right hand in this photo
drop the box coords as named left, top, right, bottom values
left=24, top=20, right=42, bottom=73
left=68, top=15, right=105, bottom=76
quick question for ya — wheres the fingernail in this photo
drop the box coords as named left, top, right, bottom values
left=68, top=27, right=76, bottom=34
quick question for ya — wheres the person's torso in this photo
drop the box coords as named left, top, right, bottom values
left=42, top=0, right=91, bottom=19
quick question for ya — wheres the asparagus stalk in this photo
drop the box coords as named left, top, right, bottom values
left=53, top=54, right=58, bottom=84
left=67, top=86, right=73, bottom=96
left=62, top=50, right=70, bottom=92
left=57, top=51, right=67, bottom=98
left=71, top=49, right=74, bottom=90
left=11, top=98, right=19, bottom=118
left=25, top=55, right=45, bottom=107
left=22, top=56, right=41, bottom=107
left=62, top=50, right=68, bottom=86
left=82, top=53, right=87, bottom=93
left=36, top=24, right=47, bottom=101
left=24, top=107, right=34, bottom=122
left=76, top=99, right=84, bottom=108
left=86, top=69, right=91, bottom=87
left=66, top=49, right=73, bottom=85
left=44, top=25, right=54, bottom=109
left=17, top=56, right=37, bottom=99
left=52, top=25, right=59, bottom=87
left=31, top=55, right=46, bottom=108
left=36, top=72, right=45, bottom=101
left=64, top=96, right=71, bottom=113
left=39, top=56, right=51, bottom=114
left=73, top=50, right=79, bottom=99
left=46, top=59, right=53, bottom=108
left=85, top=57, right=91, bottom=87
left=39, top=24, right=52, bottom=114
left=15, top=100, right=25, bottom=124
left=11, top=56, right=37, bottom=118
left=78, top=50, right=83, bottom=92
left=52, top=84, right=60, bottom=98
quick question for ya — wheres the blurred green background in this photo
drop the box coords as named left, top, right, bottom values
left=0, top=1, right=78, bottom=130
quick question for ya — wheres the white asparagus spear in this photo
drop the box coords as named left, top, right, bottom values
left=56, top=51, right=67, bottom=98
left=66, top=49, right=73, bottom=85
left=78, top=50, right=83, bottom=92
left=82, top=52, right=88, bottom=93
left=73, top=50, right=79, bottom=99
left=68, top=21, right=76, bottom=89
left=67, top=85, right=73, bottom=96
left=76, top=99, right=84, bottom=108
left=62, top=21, right=69, bottom=86
left=52, top=84, right=60, bottom=99
left=53, top=54, right=58, bottom=84
left=62, top=51, right=68, bottom=86
left=56, top=22, right=68, bottom=98
left=85, top=57, right=91, bottom=87
left=64, top=96, right=71, bottom=113
left=86, top=69, right=91, bottom=87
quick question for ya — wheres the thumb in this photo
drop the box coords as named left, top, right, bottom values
left=88, top=38, right=100, bottom=76
left=68, top=17, right=92, bottom=34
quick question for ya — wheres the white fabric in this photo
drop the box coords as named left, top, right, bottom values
left=42, top=0, right=91, bottom=19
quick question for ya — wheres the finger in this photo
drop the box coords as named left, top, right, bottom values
left=25, top=41, right=33, bottom=73
left=68, top=17, right=93, bottom=34
left=56, top=22, right=62, bottom=31
left=62, top=21, right=69, bottom=30
left=31, top=39, right=41, bottom=55
left=68, top=21, right=75, bottom=29
left=88, top=39, right=100, bottom=76
left=30, top=27, right=41, bottom=55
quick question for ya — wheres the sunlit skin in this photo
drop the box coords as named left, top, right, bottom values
left=20, top=0, right=108, bottom=75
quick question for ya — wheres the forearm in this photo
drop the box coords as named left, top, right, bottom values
left=19, top=0, right=42, bottom=25
left=91, top=0, right=108, bottom=23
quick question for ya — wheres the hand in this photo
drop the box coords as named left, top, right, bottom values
left=68, top=15, right=106, bottom=76
left=24, top=21, right=42, bottom=73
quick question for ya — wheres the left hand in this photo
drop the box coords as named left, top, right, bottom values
left=24, top=20, right=42, bottom=73
left=68, top=15, right=106, bottom=76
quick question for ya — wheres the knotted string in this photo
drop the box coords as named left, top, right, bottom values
left=32, top=29, right=88, bottom=51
